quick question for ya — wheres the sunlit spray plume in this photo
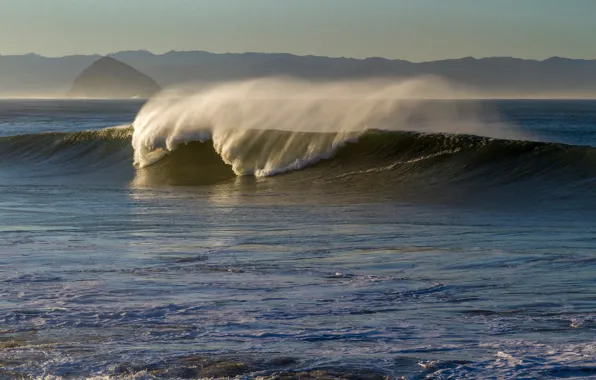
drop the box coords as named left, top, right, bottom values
left=132, top=76, right=525, bottom=177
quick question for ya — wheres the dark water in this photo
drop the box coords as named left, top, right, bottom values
left=1, top=99, right=596, bottom=379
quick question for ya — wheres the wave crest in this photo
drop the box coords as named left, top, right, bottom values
left=131, top=77, right=523, bottom=177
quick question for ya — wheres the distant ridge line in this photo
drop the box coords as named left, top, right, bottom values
left=3, top=49, right=595, bottom=63
left=1, top=50, right=596, bottom=98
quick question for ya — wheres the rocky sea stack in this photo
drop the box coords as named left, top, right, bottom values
left=69, top=56, right=161, bottom=98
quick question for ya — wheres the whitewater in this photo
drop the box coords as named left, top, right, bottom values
left=1, top=83, right=596, bottom=379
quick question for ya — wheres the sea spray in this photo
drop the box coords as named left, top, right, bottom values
left=132, top=77, right=524, bottom=176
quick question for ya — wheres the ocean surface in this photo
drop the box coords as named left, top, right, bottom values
left=1, top=96, right=596, bottom=379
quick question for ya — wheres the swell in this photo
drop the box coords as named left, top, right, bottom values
left=3, top=127, right=596, bottom=192
left=0, top=127, right=134, bottom=178
left=333, top=130, right=596, bottom=182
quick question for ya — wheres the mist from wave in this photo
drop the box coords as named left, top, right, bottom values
left=132, top=77, right=525, bottom=176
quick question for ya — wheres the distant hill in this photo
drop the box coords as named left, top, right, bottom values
left=1, top=50, right=595, bottom=98
left=68, top=57, right=161, bottom=98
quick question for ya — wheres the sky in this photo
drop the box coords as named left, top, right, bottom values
left=0, top=0, right=595, bottom=61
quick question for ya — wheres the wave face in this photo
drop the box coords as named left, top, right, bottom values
left=3, top=125, right=596, bottom=195
left=145, top=129, right=596, bottom=189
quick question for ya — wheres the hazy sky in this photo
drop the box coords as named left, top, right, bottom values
left=1, top=0, right=594, bottom=61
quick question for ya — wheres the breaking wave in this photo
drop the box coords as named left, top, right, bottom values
left=131, top=77, right=524, bottom=177
left=2, top=126, right=596, bottom=189
left=2, top=77, right=596, bottom=193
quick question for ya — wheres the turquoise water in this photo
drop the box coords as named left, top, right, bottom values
left=1, top=99, right=596, bottom=379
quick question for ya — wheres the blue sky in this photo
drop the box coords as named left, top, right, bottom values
left=1, top=0, right=594, bottom=61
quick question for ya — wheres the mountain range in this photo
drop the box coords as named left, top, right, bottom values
left=1, top=50, right=595, bottom=98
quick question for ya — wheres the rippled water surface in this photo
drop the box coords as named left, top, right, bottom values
left=1, top=99, right=596, bottom=379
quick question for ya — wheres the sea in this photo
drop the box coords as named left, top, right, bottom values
left=1, top=92, right=596, bottom=379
